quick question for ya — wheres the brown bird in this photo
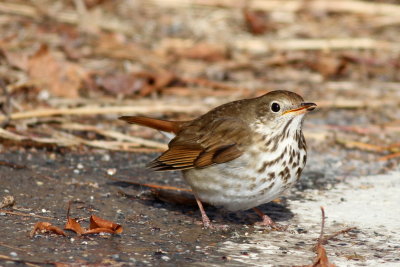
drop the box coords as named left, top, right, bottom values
left=120, top=90, right=316, bottom=229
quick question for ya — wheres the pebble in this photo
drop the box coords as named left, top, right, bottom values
left=161, top=255, right=170, bottom=261
left=107, top=168, right=117, bottom=175
left=102, top=154, right=111, bottom=161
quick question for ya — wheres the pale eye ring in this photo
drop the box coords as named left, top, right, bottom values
left=271, top=102, right=280, bottom=112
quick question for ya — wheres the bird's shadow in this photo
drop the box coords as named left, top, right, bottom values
left=108, top=178, right=294, bottom=226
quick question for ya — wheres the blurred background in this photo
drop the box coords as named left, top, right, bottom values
left=0, top=0, right=399, bottom=165
left=0, top=0, right=400, bottom=265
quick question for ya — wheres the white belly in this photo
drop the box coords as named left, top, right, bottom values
left=183, top=140, right=306, bottom=211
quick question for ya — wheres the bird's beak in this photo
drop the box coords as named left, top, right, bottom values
left=283, top=102, right=317, bottom=115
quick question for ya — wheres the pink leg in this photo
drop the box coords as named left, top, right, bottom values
left=253, top=207, right=287, bottom=230
left=194, top=195, right=228, bottom=230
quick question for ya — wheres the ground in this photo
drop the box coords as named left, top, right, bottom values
left=0, top=0, right=400, bottom=266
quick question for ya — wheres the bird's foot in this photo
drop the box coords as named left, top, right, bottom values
left=195, top=217, right=229, bottom=230
left=254, top=215, right=287, bottom=231
left=194, top=195, right=228, bottom=230
left=252, top=207, right=287, bottom=231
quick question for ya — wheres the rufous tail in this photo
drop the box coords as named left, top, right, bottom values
left=119, top=116, right=187, bottom=134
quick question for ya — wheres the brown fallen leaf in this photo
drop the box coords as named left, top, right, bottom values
left=64, top=201, right=122, bottom=235
left=64, top=201, right=85, bottom=235
left=243, top=9, right=270, bottom=35
left=95, top=70, right=175, bottom=97
left=65, top=217, right=85, bottom=236
left=30, top=222, right=66, bottom=238
left=96, top=72, right=147, bottom=96
left=27, top=45, right=87, bottom=98
left=89, top=215, right=123, bottom=234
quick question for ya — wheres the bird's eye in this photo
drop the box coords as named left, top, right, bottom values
left=271, top=102, right=280, bottom=112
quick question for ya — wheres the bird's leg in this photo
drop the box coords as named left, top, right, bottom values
left=253, top=207, right=287, bottom=230
left=194, top=195, right=228, bottom=230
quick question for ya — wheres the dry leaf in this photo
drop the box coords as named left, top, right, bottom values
left=89, top=215, right=123, bottom=234
left=95, top=70, right=174, bottom=97
left=30, top=222, right=66, bottom=238
left=27, top=45, right=87, bottom=98
left=243, top=9, right=269, bottom=35
left=64, top=217, right=85, bottom=235
left=312, top=243, right=336, bottom=267
left=0, top=48, right=29, bottom=70
left=64, top=201, right=122, bottom=235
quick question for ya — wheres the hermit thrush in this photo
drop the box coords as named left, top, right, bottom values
left=120, top=90, right=316, bottom=229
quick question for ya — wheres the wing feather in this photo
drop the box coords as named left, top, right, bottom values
left=150, top=117, right=251, bottom=171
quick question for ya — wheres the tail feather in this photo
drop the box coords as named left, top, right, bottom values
left=119, top=116, right=187, bottom=134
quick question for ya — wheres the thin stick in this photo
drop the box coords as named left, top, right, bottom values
left=233, top=38, right=398, bottom=54
left=0, top=161, right=26, bottom=169
left=0, top=242, right=30, bottom=253
left=0, top=254, right=43, bottom=267
left=59, top=123, right=167, bottom=149
left=152, top=0, right=400, bottom=17
left=0, top=104, right=209, bottom=124
left=321, top=227, right=357, bottom=244
left=318, top=207, right=326, bottom=242
left=379, top=152, right=400, bottom=161
left=106, top=176, right=192, bottom=192
left=0, top=210, right=54, bottom=220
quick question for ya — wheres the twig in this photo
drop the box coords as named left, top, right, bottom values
left=59, top=123, right=167, bottom=150
left=321, top=227, right=357, bottom=245
left=318, top=207, right=326, bottom=243
left=106, top=176, right=192, bottom=192
left=335, top=139, right=385, bottom=152
left=233, top=38, right=398, bottom=54
left=0, top=210, right=54, bottom=220
left=0, top=104, right=210, bottom=124
left=0, top=161, right=26, bottom=169
left=0, top=242, right=30, bottom=253
left=379, top=152, right=400, bottom=161
left=0, top=254, right=43, bottom=267
left=153, top=0, right=400, bottom=17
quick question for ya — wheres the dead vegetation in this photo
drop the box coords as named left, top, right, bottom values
left=0, top=0, right=399, bottom=163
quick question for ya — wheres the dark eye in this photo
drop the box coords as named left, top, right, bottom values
left=271, top=102, right=280, bottom=112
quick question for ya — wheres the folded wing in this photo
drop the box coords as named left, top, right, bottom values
left=149, top=117, right=251, bottom=170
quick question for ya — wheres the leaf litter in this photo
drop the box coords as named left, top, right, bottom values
left=30, top=201, right=122, bottom=238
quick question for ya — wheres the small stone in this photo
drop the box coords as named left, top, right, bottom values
left=161, top=255, right=170, bottom=261
left=107, top=168, right=117, bottom=176
left=102, top=154, right=111, bottom=161
left=10, top=252, right=17, bottom=257
left=77, top=163, right=84, bottom=169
